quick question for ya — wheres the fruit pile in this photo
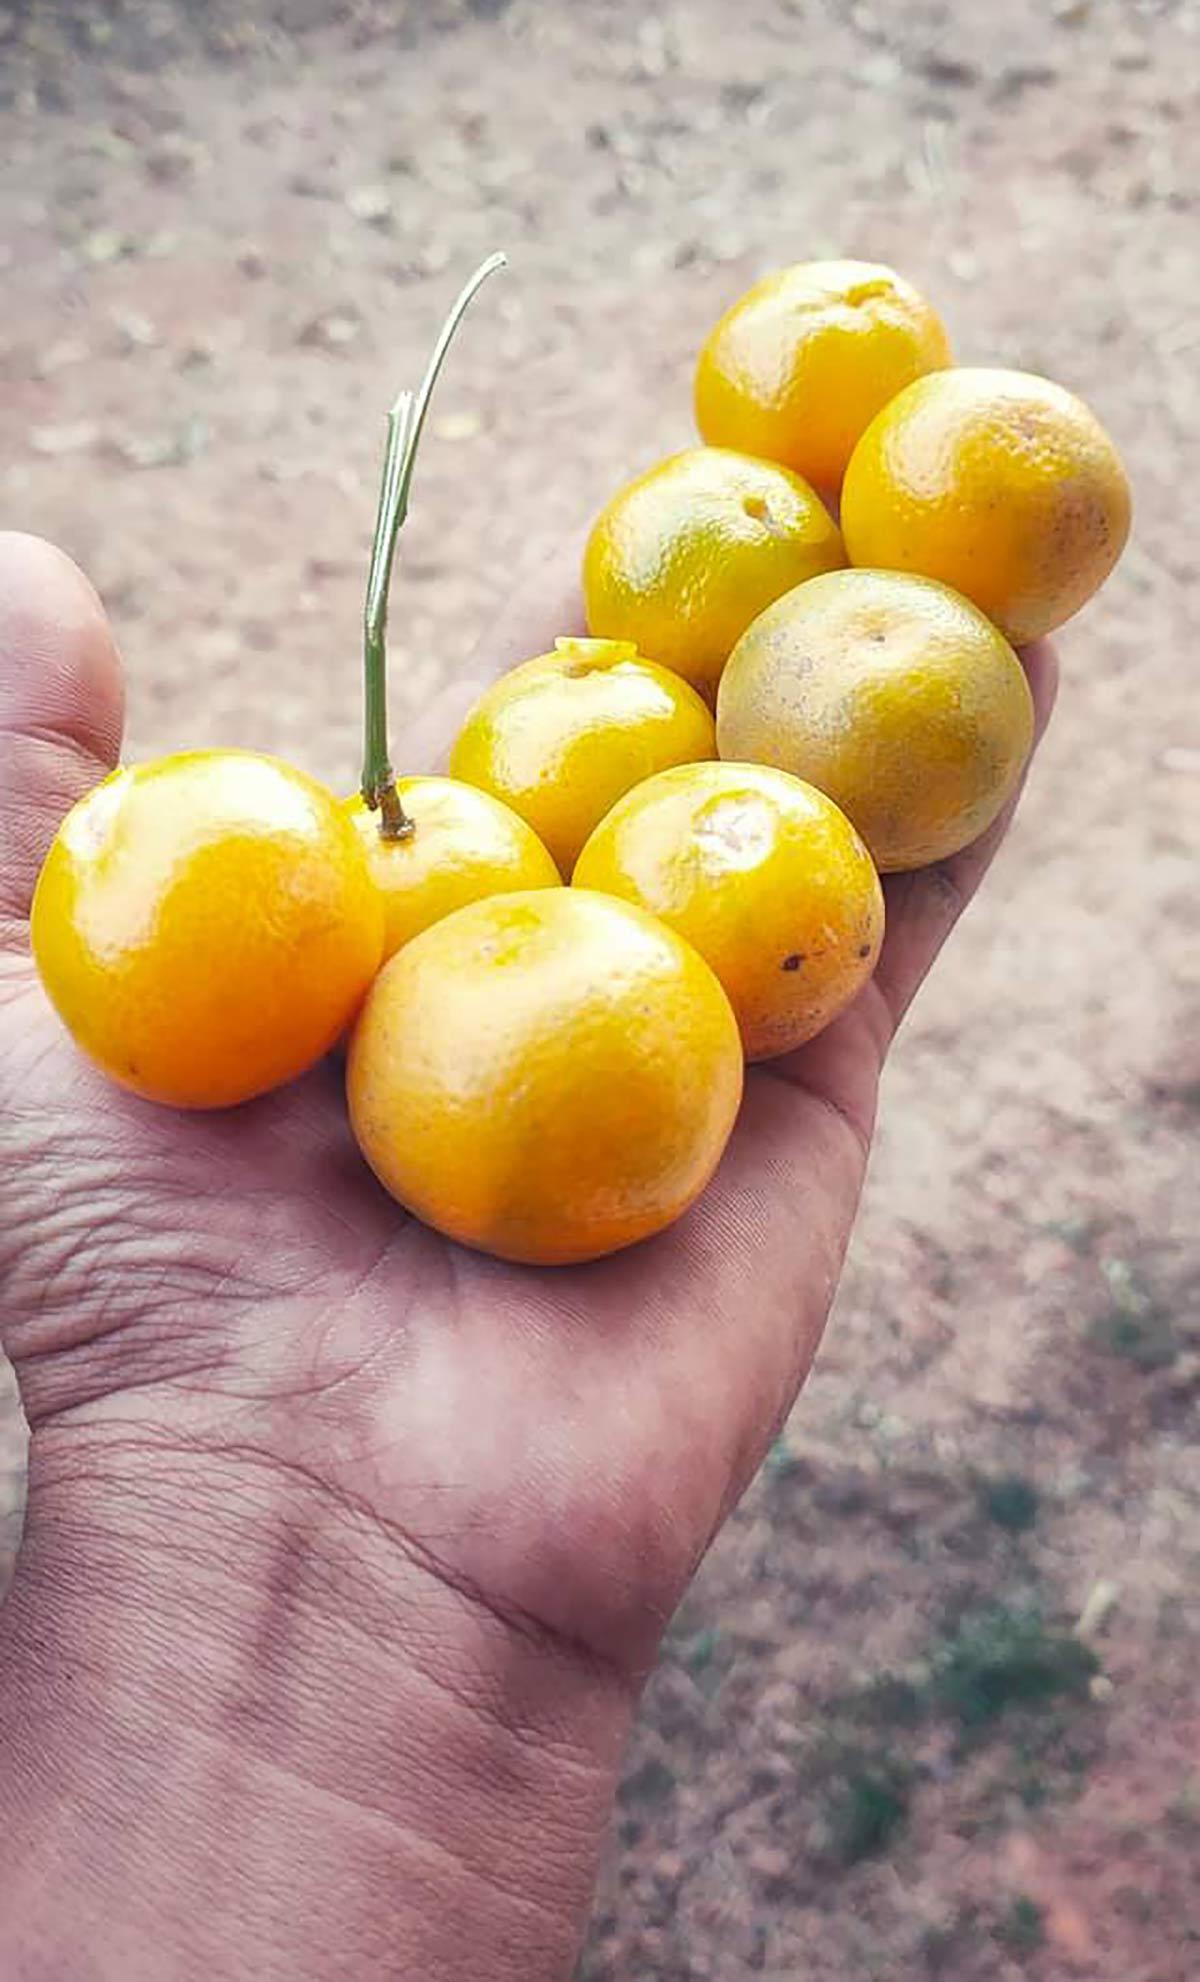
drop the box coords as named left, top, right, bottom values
left=31, top=256, right=1130, bottom=1266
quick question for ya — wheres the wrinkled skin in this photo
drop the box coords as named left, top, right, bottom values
left=0, top=532, right=1055, bottom=1980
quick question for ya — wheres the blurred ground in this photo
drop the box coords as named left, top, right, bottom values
left=1, top=1, right=1198, bottom=1975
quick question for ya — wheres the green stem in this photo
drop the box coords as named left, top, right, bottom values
left=360, top=251, right=507, bottom=838
left=362, top=390, right=415, bottom=837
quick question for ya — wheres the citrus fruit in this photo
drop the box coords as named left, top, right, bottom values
left=31, top=750, right=383, bottom=1108
left=582, top=446, right=844, bottom=700
left=344, top=776, right=559, bottom=961
left=716, top=569, right=1035, bottom=872
left=840, top=366, right=1131, bottom=644
left=449, top=636, right=716, bottom=875
left=347, top=888, right=743, bottom=1265
left=574, top=761, right=884, bottom=1061
left=694, top=259, right=952, bottom=493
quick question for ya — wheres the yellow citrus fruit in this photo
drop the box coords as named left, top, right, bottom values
left=31, top=750, right=383, bottom=1108
left=694, top=259, right=952, bottom=493
left=574, top=761, right=884, bottom=1061
left=716, top=569, right=1035, bottom=872
left=582, top=446, right=844, bottom=700
left=344, top=777, right=560, bottom=962
left=347, top=888, right=743, bottom=1265
left=840, top=366, right=1131, bottom=644
left=449, top=636, right=715, bottom=875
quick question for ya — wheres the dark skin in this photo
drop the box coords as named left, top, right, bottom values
left=0, top=530, right=1055, bottom=1979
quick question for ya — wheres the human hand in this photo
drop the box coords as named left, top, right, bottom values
left=0, top=531, right=1055, bottom=1980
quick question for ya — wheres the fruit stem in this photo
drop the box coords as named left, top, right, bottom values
left=360, top=251, right=507, bottom=838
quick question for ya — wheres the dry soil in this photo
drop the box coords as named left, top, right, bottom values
left=1, top=3, right=1197, bottom=1977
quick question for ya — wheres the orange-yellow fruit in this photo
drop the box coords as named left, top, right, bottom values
left=347, top=888, right=743, bottom=1265
left=31, top=750, right=383, bottom=1108
left=841, top=366, right=1131, bottom=644
left=449, top=636, right=716, bottom=875
left=694, top=259, right=952, bottom=493
left=574, top=761, right=884, bottom=1061
left=716, top=569, right=1035, bottom=872
left=344, top=777, right=560, bottom=961
left=582, top=446, right=844, bottom=700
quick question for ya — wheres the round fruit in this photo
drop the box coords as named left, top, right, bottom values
left=31, top=750, right=384, bottom=1107
left=574, top=761, right=884, bottom=1061
left=840, top=366, right=1131, bottom=644
left=449, top=636, right=716, bottom=875
left=582, top=446, right=844, bottom=701
left=694, top=259, right=952, bottom=493
left=347, top=888, right=744, bottom=1265
left=344, top=776, right=559, bottom=961
left=716, top=569, right=1035, bottom=873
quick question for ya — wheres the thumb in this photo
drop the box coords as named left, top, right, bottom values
left=0, top=534, right=124, bottom=942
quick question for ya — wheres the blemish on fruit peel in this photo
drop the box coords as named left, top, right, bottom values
left=693, top=794, right=777, bottom=869
left=63, top=773, right=127, bottom=858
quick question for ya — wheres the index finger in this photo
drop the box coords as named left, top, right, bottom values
left=403, top=544, right=585, bottom=773
left=872, top=637, right=1059, bottom=1029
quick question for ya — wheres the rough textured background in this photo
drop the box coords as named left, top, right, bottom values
left=1, top=2, right=1197, bottom=1976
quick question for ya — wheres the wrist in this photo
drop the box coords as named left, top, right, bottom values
left=0, top=1423, right=635, bottom=1981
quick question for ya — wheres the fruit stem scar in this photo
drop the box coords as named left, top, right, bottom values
left=844, top=278, right=892, bottom=306
left=553, top=635, right=638, bottom=676
left=360, top=250, right=507, bottom=840
left=742, top=492, right=787, bottom=539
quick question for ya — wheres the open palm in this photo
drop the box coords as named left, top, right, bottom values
left=0, top=532, right=1055, bottom=1978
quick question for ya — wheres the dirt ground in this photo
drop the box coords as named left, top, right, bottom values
left=2, top=1, right=1198, bottom=1976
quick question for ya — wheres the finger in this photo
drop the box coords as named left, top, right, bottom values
left=720, top=639, right=1059, bottom=1230
left=637, top=639, right=1061, bottom=1544
left=483, top=541, right=587, bottom=673
left=405, top=542, right=585, bottom=772
left=0, top=534, right=125, bottom=940
left=872, top=638, right=1059, bottom=1028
